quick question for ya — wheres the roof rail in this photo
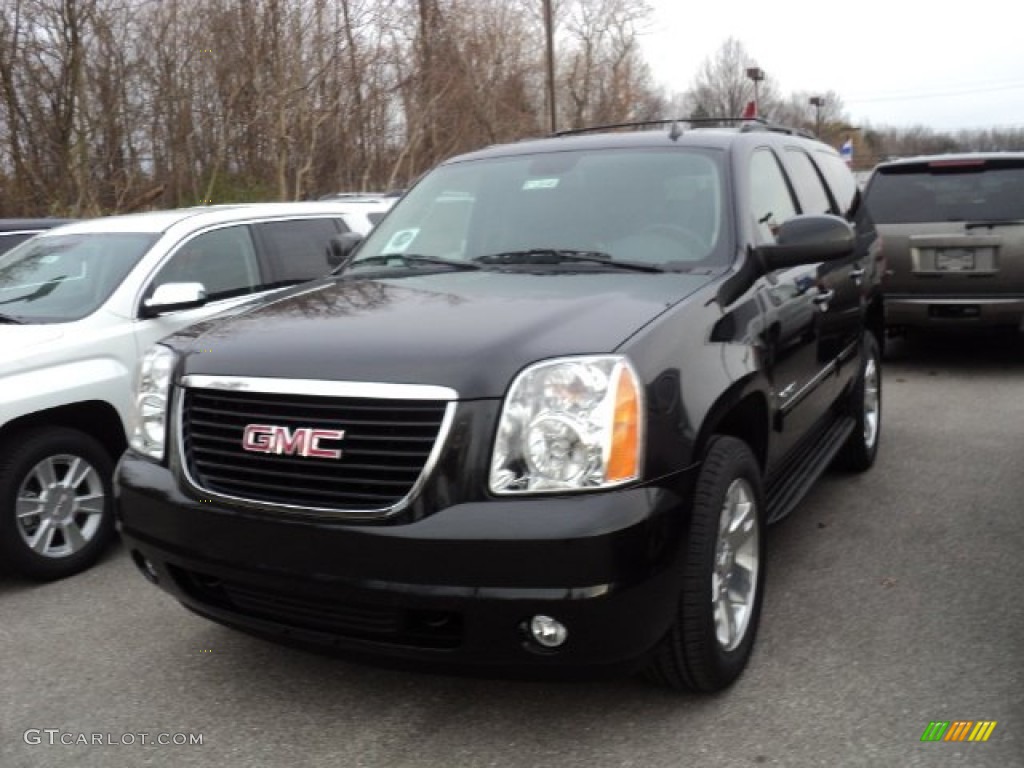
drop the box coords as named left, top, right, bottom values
left=553, top=118, right=687, bottom=137
left=552, top=116, right=815, bottom=140
left=738, top=121, right=816, bottom=139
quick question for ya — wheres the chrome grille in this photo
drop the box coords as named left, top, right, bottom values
left=179, top=379, right=453, bottom=514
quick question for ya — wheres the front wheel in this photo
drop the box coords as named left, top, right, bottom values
left=645, top=436, right=765, bottom=692
left=0, top=427, right=116, bottom=581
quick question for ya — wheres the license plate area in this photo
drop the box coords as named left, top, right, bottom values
left=935, top=249, right=975, bottom=271
left=911, top=242, right=998, bottom=274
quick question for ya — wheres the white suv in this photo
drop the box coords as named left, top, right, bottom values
left=0, top=200, right=392, bottom=580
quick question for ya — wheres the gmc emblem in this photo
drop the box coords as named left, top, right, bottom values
left=241, top=424, right=345, bottom=459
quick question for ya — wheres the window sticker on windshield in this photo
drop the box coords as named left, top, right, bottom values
left=385, top=228, right=419, bottom=253
left=523, top=178, right=560, bottom=190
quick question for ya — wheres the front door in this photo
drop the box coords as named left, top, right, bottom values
left=749, top=148, right=837, bottom=465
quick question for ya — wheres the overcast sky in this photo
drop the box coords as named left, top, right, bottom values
left=637, top=0, right=1024, bottom=132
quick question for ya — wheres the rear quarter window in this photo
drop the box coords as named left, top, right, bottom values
left=254, top=217, right=345, bottom=284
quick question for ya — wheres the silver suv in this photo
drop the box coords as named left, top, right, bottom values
left=0, top=201, right=391, bottom=580
left=864, top=153, right=1024, bottom=332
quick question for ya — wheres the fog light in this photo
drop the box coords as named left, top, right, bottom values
left=131, top=551, right=159, bottom=585
left=529, top=615, right=568, bottom=648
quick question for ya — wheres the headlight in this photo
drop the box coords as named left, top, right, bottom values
left=489, top=356, right=643, bottom=494
left=129, top=344, right=176, bottom=461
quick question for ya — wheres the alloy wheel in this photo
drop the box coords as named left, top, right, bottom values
left=712, top=478, right=760, bottom=652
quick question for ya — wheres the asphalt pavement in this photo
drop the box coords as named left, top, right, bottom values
left=1, top=331, right=1022, bottom=768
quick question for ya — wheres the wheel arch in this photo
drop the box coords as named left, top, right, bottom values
left=865, top=295, right=885, bottom=353
left=692, top=383, right=771, bottom=471
left=0, top=401, right=127, bottom=462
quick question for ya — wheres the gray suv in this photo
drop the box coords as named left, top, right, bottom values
left=864, top=153, right=1024, bottom=333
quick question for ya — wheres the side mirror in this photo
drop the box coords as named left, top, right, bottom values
left=141, top=282, right=207, bottom=318
left=756, top=214, right=854, bottom=271
left=327, top=232, right=364, bottom=269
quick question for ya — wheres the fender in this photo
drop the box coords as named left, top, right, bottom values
left=0, top=356, right=134, bottom=439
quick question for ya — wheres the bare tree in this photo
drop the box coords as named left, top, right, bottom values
left=10, top=3, right=1018, bottom=216
left=683, top=37, right=780, bottom=121
left=0, top=0, right=97, bottom=213
left=560, top=0, right=663, bottom=129
left=773, top=90, right=849, bottom=138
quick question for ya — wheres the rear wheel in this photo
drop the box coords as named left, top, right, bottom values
left=834, top=332, right=882, bottom=472
left=645, top=436, right=765, bottom=692
left=0, top=427, right=116, bottom=581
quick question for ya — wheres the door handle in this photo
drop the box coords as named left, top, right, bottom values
left=812, top=290, right=834, bottom=311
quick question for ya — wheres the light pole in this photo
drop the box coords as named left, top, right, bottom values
left=809, top=96, right=825, bottom=135
left=745, top=66, right=765, bottom=117
left=543, top=0, right=556, bottom=133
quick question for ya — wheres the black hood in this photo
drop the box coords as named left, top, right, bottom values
left=173, top=270, right=715, bottom=399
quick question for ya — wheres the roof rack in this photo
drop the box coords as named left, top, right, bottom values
left=552, top=116, right=815, bottom=140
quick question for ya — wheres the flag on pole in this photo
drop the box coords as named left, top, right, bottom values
left=840, top=138, right=853, bottom=165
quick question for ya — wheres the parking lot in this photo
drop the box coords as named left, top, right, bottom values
left=1, top=331, right=1022, bottom=768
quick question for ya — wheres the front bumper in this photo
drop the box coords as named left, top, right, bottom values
left=116, top=454, right=698, bottom=672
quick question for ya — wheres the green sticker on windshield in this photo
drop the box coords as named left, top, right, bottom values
left=523, top=178, right=560, bottom=190
left=385, top=228, right=418, bottom=252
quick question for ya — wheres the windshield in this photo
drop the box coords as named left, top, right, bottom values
left=866, top=159, right=1024, bottom=224
left=0, top=232, right=158, bottom=322
left=353, top=147, right=729, bottom=271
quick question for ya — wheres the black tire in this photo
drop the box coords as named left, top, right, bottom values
left=645, top=436, right=765, bottom=692
left=0, top=427, right=116, bottom=581
left=834, top=332, right=882, bottom=472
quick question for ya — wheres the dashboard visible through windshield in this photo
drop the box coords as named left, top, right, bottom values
left=353, top=147, right=730, bottom=272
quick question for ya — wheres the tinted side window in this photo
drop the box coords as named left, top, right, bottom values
left=749, top=149, right=798, bottom=244
left=254, top=218, right=344, bottom=284
left=150, top=225, right=261, bottom=301
left=784, top=149, right=832, bottom=215
left=814, top=151, right=859, bottom=219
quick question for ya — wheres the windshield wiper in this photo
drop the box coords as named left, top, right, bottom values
left=347, top=253, right=482, bottom=271
left=473, top=249, right=665, bottom=273
left=0, top=313, right=25, bottom=324
left=965, top=219, right=1024, bottom=229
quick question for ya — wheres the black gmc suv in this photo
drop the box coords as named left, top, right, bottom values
left=116, top=119, right=884, bottom=692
